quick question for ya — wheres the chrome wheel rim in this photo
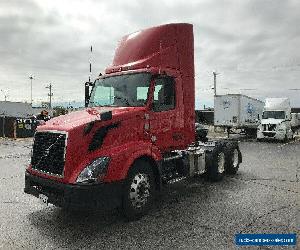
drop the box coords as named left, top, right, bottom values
left=218, top=152, right=225, bottom=173
left=233, top=149, right=239, bottom=168
left=129, top=173, right=150, bottom=209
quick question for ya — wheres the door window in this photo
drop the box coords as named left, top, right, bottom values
left=153, top=77, right=175, bottom=112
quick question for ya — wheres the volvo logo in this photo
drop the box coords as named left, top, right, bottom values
left=43, top=148, right=50, bottom=157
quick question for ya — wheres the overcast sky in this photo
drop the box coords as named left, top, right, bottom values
left=0, top=0, right=300, bottom=108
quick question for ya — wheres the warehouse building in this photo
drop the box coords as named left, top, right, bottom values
left=0, top=101, right=33, bottom=138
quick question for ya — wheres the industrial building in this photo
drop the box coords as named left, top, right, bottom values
left=0, top=101, right=33, bottom=138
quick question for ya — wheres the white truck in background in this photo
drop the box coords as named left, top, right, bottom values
left=214, top=94, right=264, bottom=137
left=257, top=98, right=296, bottom=141
left=291, top=112, right=300, bottom=131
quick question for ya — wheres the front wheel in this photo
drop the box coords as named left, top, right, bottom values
left=122, top=160, right=155, bottom=220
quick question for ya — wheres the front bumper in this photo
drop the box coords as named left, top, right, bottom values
left=24, top=171, right=124, bottom=210
left=257, top=131, right=286, bottom=140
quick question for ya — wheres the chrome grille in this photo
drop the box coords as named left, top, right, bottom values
left=263, top=124, right=276, bottom=131
left=31, top=131, right=67, bottom=176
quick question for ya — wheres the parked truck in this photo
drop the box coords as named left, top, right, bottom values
left=257, top=98, right=295, bottom=141
left=214, top=94, right=264, bottom=137
left=24, top=23, right=242, bottom=219
left=291, top=112, right=300, bottom=131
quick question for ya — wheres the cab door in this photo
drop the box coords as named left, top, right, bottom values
left=148, top=75, right=184, bottom=152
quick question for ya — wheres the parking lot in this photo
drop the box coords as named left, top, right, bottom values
left=0, top=137, right=299, bottom=249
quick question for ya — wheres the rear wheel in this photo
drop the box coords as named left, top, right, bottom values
left=206, top=144, right=226, bottom=182
left=122, top=160, right=155, bottom=220
left=225, top=142, right=241, bottom=174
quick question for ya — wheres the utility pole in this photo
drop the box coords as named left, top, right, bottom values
left=0, top=89, right=8, bottom=101
left=29, top=75, right=34, bottom=105
left=213, top=72, right=219, bottom=96
left=46, top=83, right=53, bottom=108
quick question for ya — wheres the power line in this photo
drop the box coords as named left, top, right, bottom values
left=240, top=88, right=257, bottom=91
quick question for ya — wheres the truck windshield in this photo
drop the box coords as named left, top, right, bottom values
left=89, top=73, right=151, bottom=107
left=262, top=111, right=285, bottom=119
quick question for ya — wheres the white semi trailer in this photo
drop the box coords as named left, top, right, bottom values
left=257, top=98, right=295, bottom=141
left=214, top=94, right=264, bottom=137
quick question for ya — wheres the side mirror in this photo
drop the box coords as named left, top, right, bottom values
left=85, top=81, right=95, bottom=107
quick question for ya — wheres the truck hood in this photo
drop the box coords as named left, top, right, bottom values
left=261, top=118, right=284, bottom=125
left=37, top=107, right=145, bottom=132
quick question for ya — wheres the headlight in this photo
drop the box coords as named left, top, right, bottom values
left=76, top=157, right=110, bottom=184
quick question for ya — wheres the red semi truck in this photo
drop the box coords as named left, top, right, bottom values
left=24, top=23, right=242, bottom=219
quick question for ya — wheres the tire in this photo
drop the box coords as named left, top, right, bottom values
left=224, top=142, right=241, bottom=174
left=195, top=124, right=208, bottom=142
left=122, top=160, right=155, bottom=220
left=205, top=143, right=226, bottom=182
left=245, top=128, right=257, bottom=138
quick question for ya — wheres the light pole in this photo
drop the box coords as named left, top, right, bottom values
left=29, top=75, right=34, bottom=105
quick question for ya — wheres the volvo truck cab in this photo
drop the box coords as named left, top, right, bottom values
left=24, top=23, right=242, bottom=219
left=257, top=98, right=294, bottom=141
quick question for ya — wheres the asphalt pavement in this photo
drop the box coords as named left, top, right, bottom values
left=0, top=138, right=299, bottom=249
